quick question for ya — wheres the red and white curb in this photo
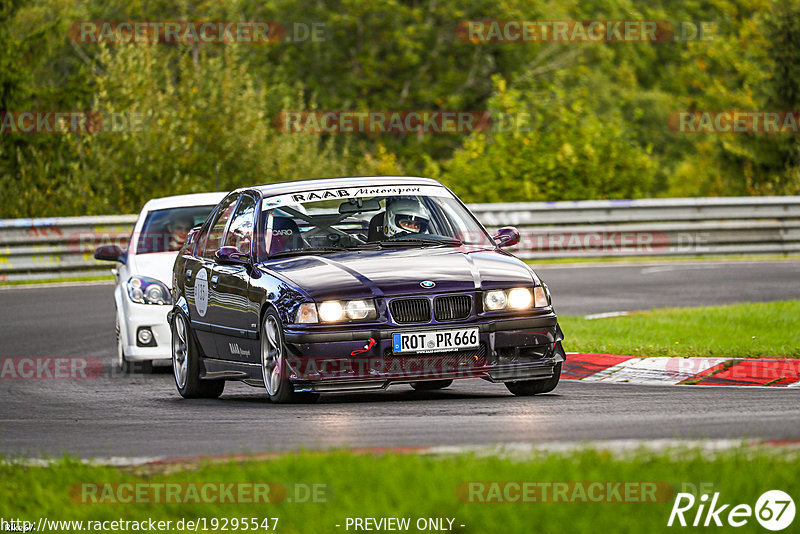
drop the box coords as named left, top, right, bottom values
left=8, top=439, right=800, bottom=467
left=563, top=353, right=800, bottom=387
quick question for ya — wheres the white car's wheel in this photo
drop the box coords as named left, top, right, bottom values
left=115, top=314, right=128, bottom=371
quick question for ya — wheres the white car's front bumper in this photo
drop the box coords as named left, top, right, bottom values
left=119, top=298, right=172, bottom=362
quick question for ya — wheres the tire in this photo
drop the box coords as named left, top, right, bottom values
left=261, top=309, right=319, bottom=404
left=410, top=380, right=453, bottom=391
left=116, top=315, right=153, bottom=374
left=505, top=362, right=562, bottom=396
left=171, top=312, right=224, bottom=399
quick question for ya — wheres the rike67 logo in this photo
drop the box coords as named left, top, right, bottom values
left=668, top=490, right=795, bottom=530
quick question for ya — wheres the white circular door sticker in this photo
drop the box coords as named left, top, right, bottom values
left=195, top=268, right=209, bottom=317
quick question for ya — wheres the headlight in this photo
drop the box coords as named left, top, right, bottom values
left=318, top=301, right=345, bottom=322
left=483, top=290, right=508, bottom=311
left=127, top=276, right=172, bottom=305
left=345, top=300, right=373, bottom=320
left=483, top=287, right=548, bottom=311
left=508, top=288, right=533, bottom=309
left=295, top=299, right=378, bottom=323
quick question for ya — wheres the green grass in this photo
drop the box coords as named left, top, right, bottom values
left=526, top=253, right=800, bottom=265
left=0, top=274, right=113, bottom=287
left=1, top=448, right=798, bottom=533
left=560, top=300, right=800, bottom=358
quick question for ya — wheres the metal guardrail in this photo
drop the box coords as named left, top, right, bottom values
left=468, top=196, right=800, bottom=259
left=0, top=215, right=137, bottom=281
left=1, top=196, right=799, bottom=281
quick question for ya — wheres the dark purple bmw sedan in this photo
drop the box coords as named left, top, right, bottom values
left=169, top=176, right=565, bottom=403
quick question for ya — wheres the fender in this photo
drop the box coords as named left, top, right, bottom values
left=166, top=296, right=190, bottom=324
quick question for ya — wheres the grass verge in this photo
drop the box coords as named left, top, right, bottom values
left=559, top=300, right=800, bottom=358
left=0, top=274, right=113, bottom=287
left=1, top=448, right=798, bottom=533
left=526, top=253, right=800, bottom=266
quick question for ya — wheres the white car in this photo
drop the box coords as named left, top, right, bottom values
left=94, top=192, right=226, bottom=372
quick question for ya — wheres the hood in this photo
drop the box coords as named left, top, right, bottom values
left=127, top=252, right=179, bottom=288
left=261, top=248, right=538, bottom=300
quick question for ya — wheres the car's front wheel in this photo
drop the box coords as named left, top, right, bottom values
left=261, top=309, right=318, bottom=404
left=171, top=312, right=224, bottom=399
left=505, top=362, right=562, bottom=396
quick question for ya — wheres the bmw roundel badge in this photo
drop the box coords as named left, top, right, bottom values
left=420, top=280, right=436, bottom=289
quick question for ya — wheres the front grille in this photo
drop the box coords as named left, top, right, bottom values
left=434, top=295, right=472, bottom=321
left=389, top=298, right=431, bottom=324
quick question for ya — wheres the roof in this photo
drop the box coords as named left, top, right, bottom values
left=243, top=176, right=444, bottom=197
left=140, top=192, right=228, bottom=212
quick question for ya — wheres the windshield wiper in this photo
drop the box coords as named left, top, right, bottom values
left=377, top=237, right=464, bottom=247
left=268, top=246, right=346, bottom=259
left=344, top=242, right=384, bottom=250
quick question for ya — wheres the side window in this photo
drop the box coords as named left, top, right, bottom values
left=223, top=195, right=256, bottom=254
left=201, top=195, right=239, bottom=259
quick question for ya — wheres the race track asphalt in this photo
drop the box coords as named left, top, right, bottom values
left=1, top=260, right=798, bottom=458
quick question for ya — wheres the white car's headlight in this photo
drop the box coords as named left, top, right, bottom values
left=295, top=299, right=378, bottom=323
left=127, top=276, right=172, bottom=305
left=483, top=287, right=548, bottom=311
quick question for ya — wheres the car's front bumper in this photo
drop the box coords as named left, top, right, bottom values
left=120, top=300, right=172, bottom=362
left=281, top=312, right=564, bottom=393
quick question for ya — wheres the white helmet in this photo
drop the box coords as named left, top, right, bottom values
left=384, top=199, right=430, bottom=237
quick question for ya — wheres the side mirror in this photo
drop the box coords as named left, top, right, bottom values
left=184, top=226, right=201, bottom=248
left=94, top=244, right=124, bottom=262
left=492, top=226, right=520, bottom=248
left=215, top=246, right=250, bottom=265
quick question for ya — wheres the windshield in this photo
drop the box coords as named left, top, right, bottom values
left=258, top=184, right=493, bottom=259
left=135, top=205, right=216, bottom=254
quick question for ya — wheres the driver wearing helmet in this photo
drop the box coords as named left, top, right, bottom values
left=383, top=198, right=431, bottom=237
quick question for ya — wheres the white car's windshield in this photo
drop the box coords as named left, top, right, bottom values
left=136, top=206, right=216, bottom=254
left=258, top=185, right=493, bottom=258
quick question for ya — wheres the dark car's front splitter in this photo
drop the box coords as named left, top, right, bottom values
left=290, top=355, right=562, bottom=393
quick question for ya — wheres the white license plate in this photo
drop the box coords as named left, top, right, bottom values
left=392, top=327, right=479, bottom=354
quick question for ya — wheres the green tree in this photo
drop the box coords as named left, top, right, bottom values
left=434, top=76, right=655, bottom=202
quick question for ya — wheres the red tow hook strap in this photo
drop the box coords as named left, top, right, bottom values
left=351, top=337, right=376, bottom=356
